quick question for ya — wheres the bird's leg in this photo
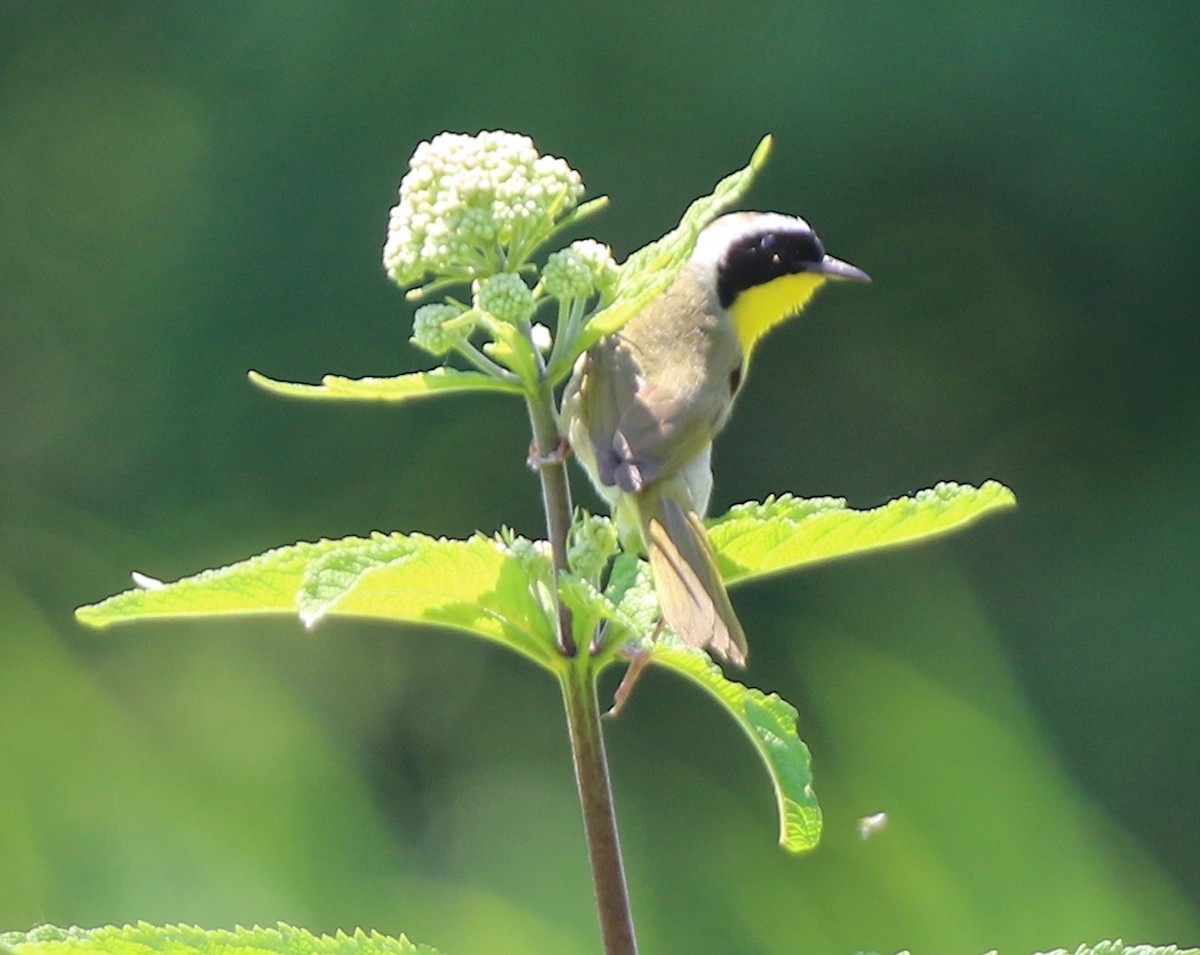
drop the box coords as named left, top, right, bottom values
left=604, top=618, right=664, bottom=718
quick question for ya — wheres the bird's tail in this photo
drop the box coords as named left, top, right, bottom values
left=641, top=491, right=748, bottom=667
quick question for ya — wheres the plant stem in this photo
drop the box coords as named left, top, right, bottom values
left=525, top=381, right=638, bottom=953
left=561, top=659, right=638, bottom=955
left=525, top=384, right=577, bottom=656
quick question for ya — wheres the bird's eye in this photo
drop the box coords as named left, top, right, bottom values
left=759, top=235, right=783, bottom=265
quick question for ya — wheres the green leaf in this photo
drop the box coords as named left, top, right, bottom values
left=1030, top=944, right=1200, bottom=955
left=76, top=538, right=340, bottom=625
left=0, top=924, right=441, bottom=955
left=558, top=572, right=641, bottom=655
left=248, top=367, right=523, bottom=402
left=596, top=553, right=659, bottom=657
left=708, top=480, right=1017, bottom=586
left=546, top=134, right=773, bottom=381
left=853, top=946, right=1200, bottom=955
left=542, top=194, right=610, bottom=244
left=76, top=532, right=560, bottom=672
left=479, top=316, right=541, bottom=383
left=648, top=643, right=822, bottom=852
left=297, top=532, right=559, bottom=669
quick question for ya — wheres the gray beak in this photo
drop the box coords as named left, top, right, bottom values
left=813, top=254, right=871, bottom=283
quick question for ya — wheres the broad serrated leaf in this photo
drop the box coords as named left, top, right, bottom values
left=76, top=538, right=345, bottom=626
left=297, top=532, right=559, bottom=669
left=1031, top=944, right=1199, bottom=955
left=248, top=367, right=522, bottom=403
left=648, top=644, right=822, bottom=852
left=546, top=135, right=773, bottom=381
left=0, top=923, right=440, bottom=955
left=708, top=480, right=1017, bottom=585
left=76, top=533, right=560, bottom=671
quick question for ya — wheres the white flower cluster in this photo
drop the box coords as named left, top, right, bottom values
left=383, top=130, right=585, bottom=288
left=541, top=239, right=618, bottom=302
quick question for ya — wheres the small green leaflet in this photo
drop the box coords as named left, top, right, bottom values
left=247, top=367, right=522, bottom=403
left=649, top=644, right=822, bottom=852
left=0, top=924, right=439, bottom=955
left=708, top=480, right=1016, bottom=585
left=76, top=532, right=560, bottom=671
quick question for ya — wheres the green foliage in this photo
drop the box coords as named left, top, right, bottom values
left=709, top=480, right=1017, bottom=585
left=63, top=131, right=1034, bottom=953
left=75, top=481, right=1013, bottom=862
left=77, top=483, right=1012, bottom=672
left=853, top=945, right=1200, bottom=955
left=1032, top=945, right=1199, bottom=955
left=2, top=927, right=1191, bottom=955
left=7, top=6, right=1197, bottom=951
left=77, top=531, right=560, bottom=670
left=0, top=924, right=438, bottom=955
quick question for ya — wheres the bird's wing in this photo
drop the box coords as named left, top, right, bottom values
left=580, top=338, right=715, bottom=495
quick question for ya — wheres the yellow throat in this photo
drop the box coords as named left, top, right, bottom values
left=728, top=271, right=828, bottom=361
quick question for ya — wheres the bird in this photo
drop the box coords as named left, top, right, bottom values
left=561, top=211, right=869, bottom=666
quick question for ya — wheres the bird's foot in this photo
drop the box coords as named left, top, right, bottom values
left=604, top=619, right=664, bottom=718
left=526, top=434, right=571, bottom=471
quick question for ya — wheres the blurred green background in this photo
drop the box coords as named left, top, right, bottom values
left=2, top=2, right=1197, bottom=953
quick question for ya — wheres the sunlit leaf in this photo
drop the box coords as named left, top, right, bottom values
left=558, top=572, right=641, bottom=654
left=77, top=538, right=340, bottom=625
left=0, top=923, right=439, bottom=955
left=546, top=135, right=773, bottom=381
left=709, top=480, right=1017, bottom=585
left=649, top=644, right=822, bottom=852
left=76, top=532, right=560, bottom=671
left=297, top=532, right=559, bottom=669
left=247, top=367, right=522, bottom=402
left=1030, top=944, right=1200, bottom=955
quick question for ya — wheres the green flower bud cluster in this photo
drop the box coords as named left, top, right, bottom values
left=473, top=272, right=535, bottom=326
left=383, top=130, right=585, bottom=288
left=567, top=512, right=620, bottom=584
left=410, top=303, right=475, bottom=356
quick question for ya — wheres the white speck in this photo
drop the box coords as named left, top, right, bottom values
left=857, top=811, right=888, bottom=840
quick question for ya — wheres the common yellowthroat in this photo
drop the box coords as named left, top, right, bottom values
left=561, top=211, right=869, bottom=666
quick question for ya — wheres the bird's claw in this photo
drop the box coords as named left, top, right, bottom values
left=526, top=435, right=571, bottom=471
